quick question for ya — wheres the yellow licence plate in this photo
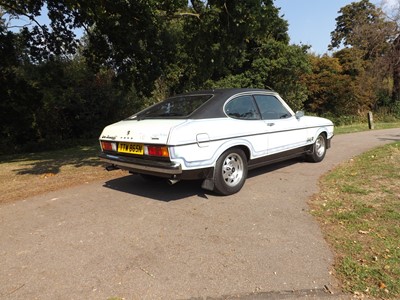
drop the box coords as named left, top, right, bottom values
left=118, top=142, right=144, bottom=155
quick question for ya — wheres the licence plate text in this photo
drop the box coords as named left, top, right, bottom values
left=118, top=142, right=144, bottom=155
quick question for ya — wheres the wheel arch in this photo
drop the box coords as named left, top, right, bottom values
left=236, top=145, right=251, bottom=161
left=315, top=129, right=332, bottom=149
left=306, top=131, right=328, bottom=162
left=214, top=141, right=251, bottom=165
left=314, top=128, right=328, bottom=141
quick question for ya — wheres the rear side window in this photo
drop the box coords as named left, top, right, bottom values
left=225, top=96, right=260, bottom=120
left=254, top=95, right=291, bottom=120
left=129, top=94, right=213, bottom=119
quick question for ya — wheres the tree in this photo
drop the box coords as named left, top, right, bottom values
left=172, top=0, right=309, bottom=110
left=182, top=0, right=289, bottom=85
left=329, top=0, right=400, bottom=108
left=208, top=41, right=310, bottom=111
left=303, top=55, right=355, bottom=116
left=383, top=1, right=400, bottom=105
left=0, top=14, right=40, bottom=153
left=0, top=0, right=313, bottom=152
left=0, top=0, right=189, bottom=96
left=0, top=0, right=81, bottom=60
left=329, top=0, right=395, bottom=59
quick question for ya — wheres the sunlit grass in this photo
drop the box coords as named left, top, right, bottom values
left=335, top=122, right=400, bottom=134
left=310, top=142, right=400, bottom=298
left=0, top=143, right=124, bottom=204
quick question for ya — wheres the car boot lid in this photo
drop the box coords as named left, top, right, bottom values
left=100, top=119, right=188, bottom=144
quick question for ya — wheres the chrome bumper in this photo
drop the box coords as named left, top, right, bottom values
left=99, top=152, right=182, bottom=176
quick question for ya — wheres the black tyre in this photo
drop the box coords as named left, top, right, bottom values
left=306, top=133, right=327, bottom=163
left=214, top=148, right=248, bottom=195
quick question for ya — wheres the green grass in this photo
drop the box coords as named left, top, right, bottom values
left=310, top=142, right=400, bottom=298
left=335, top=122, right=400, bottom=134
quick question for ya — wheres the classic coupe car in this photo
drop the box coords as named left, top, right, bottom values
left=99, top=88, right=334, bottom=195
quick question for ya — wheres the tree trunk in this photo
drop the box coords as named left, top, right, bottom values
left=392, top=35, right=400, bottom=105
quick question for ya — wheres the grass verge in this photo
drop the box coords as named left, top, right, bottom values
left=334, top=122, right=400, bottom=135
left=0, top=144, right=125, bottom=204
left=310, top=142, right=400, bottom=298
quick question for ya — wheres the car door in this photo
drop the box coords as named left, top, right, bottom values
left=224, top=95, right=270, bottom=157
left=253, top=94, right=308, bottom=155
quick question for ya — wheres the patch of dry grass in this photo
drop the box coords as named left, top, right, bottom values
left=0, top=145, right=125, bottom=204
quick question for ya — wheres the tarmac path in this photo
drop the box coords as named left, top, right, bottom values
left=1, top=128, right=399, bottom=300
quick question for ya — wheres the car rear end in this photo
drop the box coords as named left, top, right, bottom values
left=99, top=119, right=186, bottom=178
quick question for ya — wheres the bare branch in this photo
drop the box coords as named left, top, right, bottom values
left=0, top=1, right=47, bottom=33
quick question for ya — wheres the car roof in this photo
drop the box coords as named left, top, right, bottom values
left=175, top=88, right=276, bottom=119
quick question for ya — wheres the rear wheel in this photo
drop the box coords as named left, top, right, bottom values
left=306, top=133, right=327, bottom=162
left=214, top=148, right=248, bottom=195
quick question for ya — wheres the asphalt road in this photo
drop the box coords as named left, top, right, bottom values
left=1, top=128, right=399, bottom=300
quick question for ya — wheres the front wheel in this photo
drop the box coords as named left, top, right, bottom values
left=214, top=148, right=248, bottom=195
left=306, top=133, right=327, bottom=162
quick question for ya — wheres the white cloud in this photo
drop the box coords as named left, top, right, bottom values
left=380, top=0, right=399, bottom=10
left=377, top=0, right=400, bottom=20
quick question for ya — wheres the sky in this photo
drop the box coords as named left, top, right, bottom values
left=273, top=0, right=397, bottom=54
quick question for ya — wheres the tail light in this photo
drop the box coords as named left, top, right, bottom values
left=101, top=141, right=117, bottom=151
left=101, top=140, right=169, bottom=158
left=145, top=145, right=169, bottom=158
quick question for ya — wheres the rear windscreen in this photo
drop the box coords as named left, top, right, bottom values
left=128, top=94, right=213, bottom=120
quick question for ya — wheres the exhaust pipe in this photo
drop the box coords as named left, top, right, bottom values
left=105, top=165, right=119, bottom=171
left=167, top=179, right=180, bottom=185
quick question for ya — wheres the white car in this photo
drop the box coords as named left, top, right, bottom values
left=99, top=88, right=334, bottom=195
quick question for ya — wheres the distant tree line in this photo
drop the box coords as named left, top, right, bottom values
left=0, top=0, right=399, bottom=154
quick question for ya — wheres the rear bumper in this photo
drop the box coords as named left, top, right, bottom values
left=99, top=152, right=213, bottom=180
left=99, top=152, right=182, bottom=177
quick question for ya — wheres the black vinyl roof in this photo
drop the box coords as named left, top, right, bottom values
left=129, top=88, right=276, bottom=120
left=178, top=88, right=275, bottom=119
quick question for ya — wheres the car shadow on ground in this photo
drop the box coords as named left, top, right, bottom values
left=103, top=175, right=207, bottom=201
left=102, top=157, right=305, bottom=201
left=247, top=157, right=305, bottom=179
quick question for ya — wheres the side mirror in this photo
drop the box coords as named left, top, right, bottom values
left=295, top=110, right=304, bottom=119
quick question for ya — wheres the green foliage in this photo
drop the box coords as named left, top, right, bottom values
left=205, top=40, right=310, bottom=111
left=0, top=56, right=134, bottom=153
left=0, top=25, right=38, bottom=153
left=179, top=2, right=309, bottom=110
left=303, top=54, right=360, bottom=115
left=1, top=0, right=81, bottom=60
left=303, top=46, right=396, bottom=117
left=175, top=1, right=293, bottom=90
left=1, top=0, right=399, bottom=154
